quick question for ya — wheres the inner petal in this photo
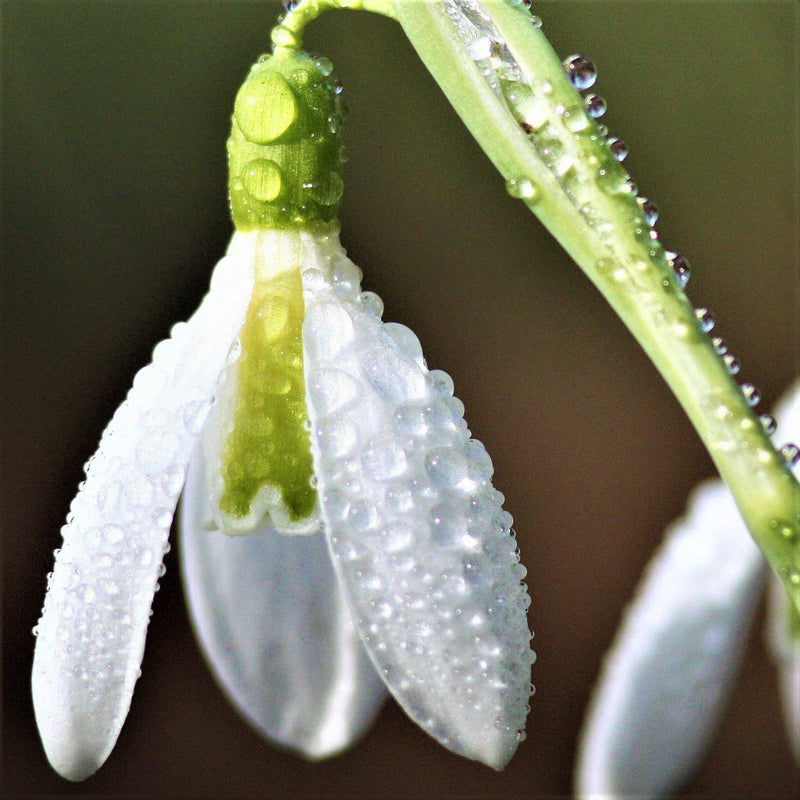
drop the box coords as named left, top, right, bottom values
left=203, top=229, right=322, bottom=535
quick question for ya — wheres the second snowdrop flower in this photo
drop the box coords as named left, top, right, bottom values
left=575, top=383, right=800, bottom=798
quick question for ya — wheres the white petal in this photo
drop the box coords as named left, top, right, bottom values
left=765, top=380, right=800, bottom=765
left=574, top=480, right=766, bottom=798
left=766, top=572, right=800, bottom=764
left=31, top=233, right=255, bottom=781
left=179, top=449, right=387, bottom=758
left=301, top=230, right=534, bottom=769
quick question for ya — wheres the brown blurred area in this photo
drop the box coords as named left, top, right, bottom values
left=2, top=1, right=798, bottom=797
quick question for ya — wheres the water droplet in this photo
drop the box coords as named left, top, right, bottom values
left=347, top=500, right=379, bottom=532
left=431, top=501, right=469, bottom=547
left=506, top=177, right=538, bottom=200
left=530, top=14, right=542, bottom=28
left=426, top=448, right=469, bottom=487
left=102, top=524, right=125, bottom=545
left=235, top=71, right=298, bottom=145
left=242, top=159, right=283, bottom=203
left=463, top=556, right=490, bottom=586
left=723, top=353, right=741, bottom=375
left=641, top=198, right=658, bottom=226
left=360, top=291, right=384, bottom=317
left=314, top=56, right=333, bottom=76
left=562, top=54, right=597, bottom=90
left=307, top=171, right=344, bottom=206
left=563, top=107, right=590, bottom=132
left=227, top=338, right=242, bottom=365
left=428, top=369, right=455, bottom=396
left=468, top=36, right=493, bottom=61
left=584, top=94, right=607, bottom=118
left=780, top=443, right=800, bottom=466
left=183, top=400, right=211, bottom=434
left=152, top=507, right=173, bottom=529
left=694, top=307, right=715, bottom=333
left=608, top=137, right=627, bottom=161
left=759, top=414, right=777, bottom=435
left=740, top=383, right=761, bottom=406
left=668, top=253, right=692, bottom=289
left=712, top=336, right=728, bottom=354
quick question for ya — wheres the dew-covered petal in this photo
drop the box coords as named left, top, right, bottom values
left=31, top=233, right=256, bottom=781
left=574, top=480, right=766, bottom=798
left=179, top=450, right=387, bottom=758
left=765, top=381, right=800, bottom=765
left=301, top=230, right=534, bottom=769
left=766, top=572, right=800, bottom=765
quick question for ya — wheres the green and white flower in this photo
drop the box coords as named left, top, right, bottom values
left=32, top=50, right=534, bottom=782
left=575, top=383, right=800, bottom=798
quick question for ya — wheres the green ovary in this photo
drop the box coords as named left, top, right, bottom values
left=220, top=265, right=316, bottom=523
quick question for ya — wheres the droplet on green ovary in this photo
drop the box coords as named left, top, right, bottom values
left=234, top=71, right=298, bottom=145
left=220, top=264, right=316, bottom=525
left=243, top=159, right=283, bottom=202
left=308, top=171, right=344, bottom=206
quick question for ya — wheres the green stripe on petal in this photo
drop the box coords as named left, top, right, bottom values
left=220, top=247, right=317, bottom=527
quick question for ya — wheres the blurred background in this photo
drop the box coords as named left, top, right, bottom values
left=2, top=1, right=798, bottom=797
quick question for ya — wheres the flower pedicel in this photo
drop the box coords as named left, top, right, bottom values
left=32, top=50, right=535, bottom=781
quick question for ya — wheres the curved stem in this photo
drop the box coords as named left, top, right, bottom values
left=386, top=1, right=800, bottom=610
left=273, top=0, right=395, bottom=52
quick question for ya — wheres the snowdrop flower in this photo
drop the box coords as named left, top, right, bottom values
left=31, top=50, right=534, bottom=782
left=575, top=382, right=800, bottom=798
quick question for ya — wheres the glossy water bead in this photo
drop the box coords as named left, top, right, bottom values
left=780, top=443, right=800, bottom=467
left=584, top=93, right=607, bottom=119
left=607, top=137, right=628, bottom=161
left=694, top=308, right=715, bottom=334
left=759, top=414, right=777, bottom=436
left=740, top=383, right=761, bottom=407
left=563, top=54, right=597, bottom=90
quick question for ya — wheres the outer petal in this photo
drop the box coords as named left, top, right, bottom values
left=766, top=381, right=800, bottom=765
left=300, top=229, right=534, bottom=769
left=574, top=486, right=766, bottom=798
left=576, top=380, right=800, bottom=796
left=179, top=448, right=387, bottom=758
left=31, top=233, right=255, bottom=781
left=767, top=572, right=800, bottom=764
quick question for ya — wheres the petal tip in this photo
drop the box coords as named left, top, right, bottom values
left=32, top=672, right=111, bottom=782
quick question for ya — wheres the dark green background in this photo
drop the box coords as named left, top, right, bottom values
left=2, top=1, right=798, bottom=797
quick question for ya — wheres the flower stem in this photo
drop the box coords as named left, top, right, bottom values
left=272, top=0, right=395, bottom=52
left=387, top=0, right=800, bottom=610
